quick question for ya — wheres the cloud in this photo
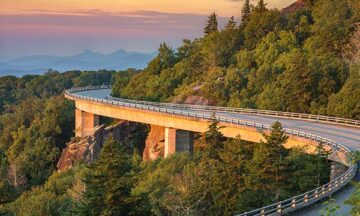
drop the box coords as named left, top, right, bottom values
left=0, top=10, right=229, bottom=31
left=0, top=10, right=229, bottom=59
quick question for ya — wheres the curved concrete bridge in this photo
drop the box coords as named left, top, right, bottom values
left=65, top=86, right=360, bottom=216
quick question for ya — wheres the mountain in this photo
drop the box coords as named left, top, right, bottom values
left=0, top=49, right=157, bottom=77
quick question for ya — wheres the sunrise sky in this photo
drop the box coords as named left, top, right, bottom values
left=0, top=0, right=294, bottom=60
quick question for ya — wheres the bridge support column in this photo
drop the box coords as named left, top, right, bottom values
left=164, top=128, right=194, bottom=157
left=75, top=109, right=99, bottom=138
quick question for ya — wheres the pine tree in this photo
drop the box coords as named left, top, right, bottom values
left=263, top=121, right=288, bottom=149
left=262, top=121, right=288, bottom=201
left=78, top=136, right=134, bottom=215
left=255, top=0, right=267, bottom=12
left=241, top=0, right=251, bottom=24
left=204, top=12, right=218, bottom=35
left=216, top=136, right=252, bottom=214
left=315, top=142, right=331, bottom=186
left=225, top=16, right=237, bottom=30
left=203, top=113, right=225, bottom=160
left=158, top=42, right=176, bottom=70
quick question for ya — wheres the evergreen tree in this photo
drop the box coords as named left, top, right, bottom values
left=255, top=0, right=268, bottom=13
left=314, top=142, right=331, bottom=186
left=204, top=12, right=218, bottom=35
left=216, top=136, right=252, bottom=214
left=158, top=42, right=176, bottom=70
left=241, top=0, right=251, bottom=24
left=263, top=121, right=288, bottom=150
left=203, top=113, right=225, bottom=160
left=225, top=16, right=237, bottom=30
left=78, top=136, right=135, bottom=215
left=261, top=121, right=288, bottom=200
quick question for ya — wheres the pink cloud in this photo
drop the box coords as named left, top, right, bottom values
left=0, top=10, right=229, bottom=59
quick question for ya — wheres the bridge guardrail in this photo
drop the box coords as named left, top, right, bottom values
left=67, top=85, right=360, bottom=127
left=106, top=95, right=359, bottom=128
left=65, top=86, right=358, bottom=216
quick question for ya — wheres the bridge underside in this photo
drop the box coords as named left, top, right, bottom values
left=72, top=99, right=348, bottom=165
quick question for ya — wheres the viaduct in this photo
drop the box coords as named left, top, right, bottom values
left=65, top=86, right=360, bottom=216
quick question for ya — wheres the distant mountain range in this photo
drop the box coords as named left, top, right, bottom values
left=0, top=49, right=157, bottom=77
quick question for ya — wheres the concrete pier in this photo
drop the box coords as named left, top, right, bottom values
left=75, top=109, right=99, bottom=137
left=164, top=128, right=194, bottom=157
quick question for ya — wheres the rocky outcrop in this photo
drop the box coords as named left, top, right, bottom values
left=143, top=125, right=165, bottom=161
left=183, top=95, right=214, bottom=106
left=57, top=121, right=145, bottom=171
left=282, top=0, right=306, bottom=14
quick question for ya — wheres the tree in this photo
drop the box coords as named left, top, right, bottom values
left=225, top=16, right=237, bottom=31
left=243, top=9, right=281, bottom=49
left=245, top=122, right=288, bottom=202
left=158, top=42, right=177, bottom=70
left=177, top=39, right=196, bottom=60
left=344, top=150, right=360, bottom=215
left=255, top=0, right=268, bottom=13
left=215, top=136, right=253, bottom=214
left=241, top=0, right=251, bottom=24
left=320, top=198, right=340, bottom=216
left=314, top=142, right=331, bottom=186
left=132, top=153, right=194, bottom=215
left=306, top=0, right=353, bottom=54
left=78, top=136, right=135, bottom=215
left=327, top=65, right=360, bottom=119
left=203, top=113, right=225, bottom=160
left=204, top=12, right=218, bottom=35
left=262, top=121, right=288, bottom=200
left=161, top=162, right=211, bottom=216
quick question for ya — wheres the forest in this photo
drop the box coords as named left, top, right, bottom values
left=112, top=0, right=359, bottom=119
left=0, top=0, right=359, bottom=215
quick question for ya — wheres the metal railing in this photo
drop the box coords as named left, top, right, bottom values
left=106, top=95, right=359, bottom=128
left=65, top=86, right=358, bottom=216
left=68, top=85, right=360, bottom=127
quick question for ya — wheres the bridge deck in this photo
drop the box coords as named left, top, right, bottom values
left=76, top=89, right=360, bottom=151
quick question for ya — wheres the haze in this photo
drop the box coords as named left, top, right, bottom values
left=0, top=0, right=294, bottom=60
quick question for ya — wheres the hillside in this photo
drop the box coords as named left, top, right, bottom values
left=112, top=0, right=359, bottom=120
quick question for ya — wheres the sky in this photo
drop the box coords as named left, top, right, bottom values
left=0, top=0, right=294, bottom=61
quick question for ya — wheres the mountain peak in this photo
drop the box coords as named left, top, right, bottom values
left=77, top=49, right=101, bottom=56
left=82, top=49, right=94, bottom=54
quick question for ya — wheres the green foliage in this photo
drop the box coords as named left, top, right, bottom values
left=204, top=12, right=218, bottom=35
left=0, top=69, right=114, bottom=204
left=254, top=0, right=268, bottom=13
left=2, top=165, right=89, bottom=216
left=241, top=0, right=251, bottom=25
left=320, top=198, right=341, bottom=216
left=327, top=65, right=360, bottom=119
left=77, top=136, right=138, bottom=215
left=132, top=153, right=194, bottom=215
left=203, top=114, right=226, bottom=160
left=307, top=0, right=353, bottom=54
left=225, top=16, right=237, bottom=31
left=112, top=0, right=358, bottom=120
left=347, top=181, right=360, bottom=215
left=111, top=69, right=140, bottom=97
left=243, top=9, right=281, bottom=49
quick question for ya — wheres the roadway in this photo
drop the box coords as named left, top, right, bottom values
left=75, top=88, right=360, bottom=215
